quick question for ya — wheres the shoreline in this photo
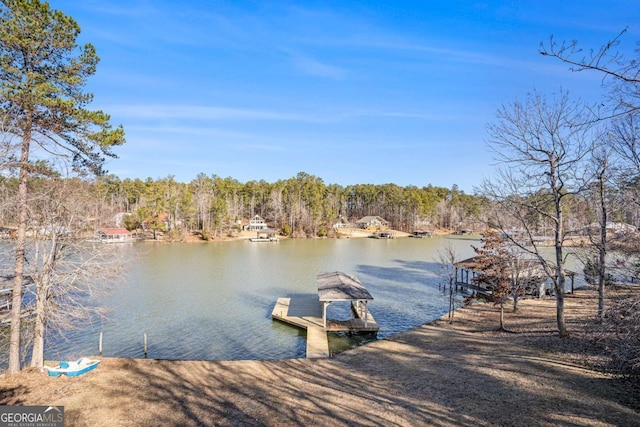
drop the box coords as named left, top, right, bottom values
left=172, top=228, right=415, bottom=242
left=142, top=228, right=467, bottom=243
left=2, top=285, right=638, bottom=426
left=137, top=229, right=590, bottom=246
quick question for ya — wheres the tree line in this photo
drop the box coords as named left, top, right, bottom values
left=0, top=173, right=484, bottom=238
left=92, top=173, right=484, bottom=239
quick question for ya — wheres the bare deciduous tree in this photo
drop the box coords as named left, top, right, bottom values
left=587, top=136, right=615, bottom=321
left=540, top=28, right=640, bottom=118
left=481, top=90, right=594, bottom=336
left=24, top=179, right=126, bottom=368
left=437, top=243, right=459, bottom=323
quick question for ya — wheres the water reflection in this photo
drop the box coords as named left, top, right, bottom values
left=3, top=236, right=486, bottom=365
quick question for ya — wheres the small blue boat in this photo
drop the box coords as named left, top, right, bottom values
left=46, top=358, right=100, bottom=377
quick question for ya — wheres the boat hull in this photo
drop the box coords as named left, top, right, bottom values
left=46, top=358, right=100, bottom=377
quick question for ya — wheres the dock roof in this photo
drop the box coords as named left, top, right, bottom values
left=316, top=271, right=373, bottom=302
left=454, top=256, right=484, bottom=270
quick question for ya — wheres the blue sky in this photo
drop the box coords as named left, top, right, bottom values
left=54, top=0, right=638, bottom=192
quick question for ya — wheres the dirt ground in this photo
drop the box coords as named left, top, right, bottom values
left=2, top=286, right=639, bottom=427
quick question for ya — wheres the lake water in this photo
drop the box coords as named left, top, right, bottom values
left=3, top=235, right=590, bottom=365
left=5, top=235, right=537, bottom=365
left=41, top=235, right=486, bottom=363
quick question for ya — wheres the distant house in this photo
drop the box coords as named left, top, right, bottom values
left=94, top=228, right=133, bottom=243
left=355, top=216, right=389, bottom=230
left=606, top=222, right=637, bottom=233
left=333, top=217, right=351, bottom=229
left=243, top=215, right=269, bottom=231
left=413, top=217, right=431, bottom=230
left=38, top=224, right=72, bottom=235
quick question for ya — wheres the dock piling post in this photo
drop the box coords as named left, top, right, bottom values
left=99, top=331, right=103, bottom=356
left=144, top=333, right=148, bottom=358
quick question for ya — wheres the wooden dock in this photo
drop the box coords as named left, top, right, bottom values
left=455, top=281, right=492, bottom=297
left=0, top=284, right=32, bottom=326
left=272, top=295, right=379, bottom=358
left=272, top=296, right=329, bottom=358
left=272, top=272, right=379, bottom=358
left=0, top=307, right=35, bottom=326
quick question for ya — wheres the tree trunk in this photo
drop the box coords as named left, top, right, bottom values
left=448, top=278, right=455, bottom=323
left=30, top=288, right=46, bottom=368
left=538, top=281, right=546, bottom=299
left=30, top=235, right=57, bottom=369
left=555, top=251, right=567, bottom=336
left=499, top=305, right=505, bottom=331
left=597, top=176, right=607, bottom=321
left=8, top=129, right=31, bottom=373
left=554, top=189, right=567, bottom=337
left=556, top=286, right=566, bottom=336
left=597, top=271, right=606, bottom=321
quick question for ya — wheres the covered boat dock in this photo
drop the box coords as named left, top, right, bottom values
left=317, top=271, right=376, bottom=331
left=454, top=256, right=577, bottom=297
left=453, top=257, right=493, bottom=296
left=272, top=271, right=378, bottom=358
left=250, top=228, right=279, bottom=242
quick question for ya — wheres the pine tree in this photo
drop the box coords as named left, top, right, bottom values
left=0, top=0, right=124, bottom=373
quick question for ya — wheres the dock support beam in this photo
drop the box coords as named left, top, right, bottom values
left=322, top=301, right=328, bottom=328
left=363, top=301, right=369, bottom=328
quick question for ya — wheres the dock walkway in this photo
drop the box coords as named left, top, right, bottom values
left=272, top=296, right=379, bottom=358
left=455, top=282, right=493, bottom=297
left=272, top=296, right=329, bottom=358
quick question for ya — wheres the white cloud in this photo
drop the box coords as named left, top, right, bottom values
left=291, top=55, right=347, bottom=79
left=108, top=105, right=305, bottom=121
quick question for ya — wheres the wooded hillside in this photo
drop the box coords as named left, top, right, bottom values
left=0, top=172, right=484, bottom=240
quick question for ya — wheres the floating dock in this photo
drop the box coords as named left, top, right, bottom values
left=272, top=271, right=379, bottom=358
